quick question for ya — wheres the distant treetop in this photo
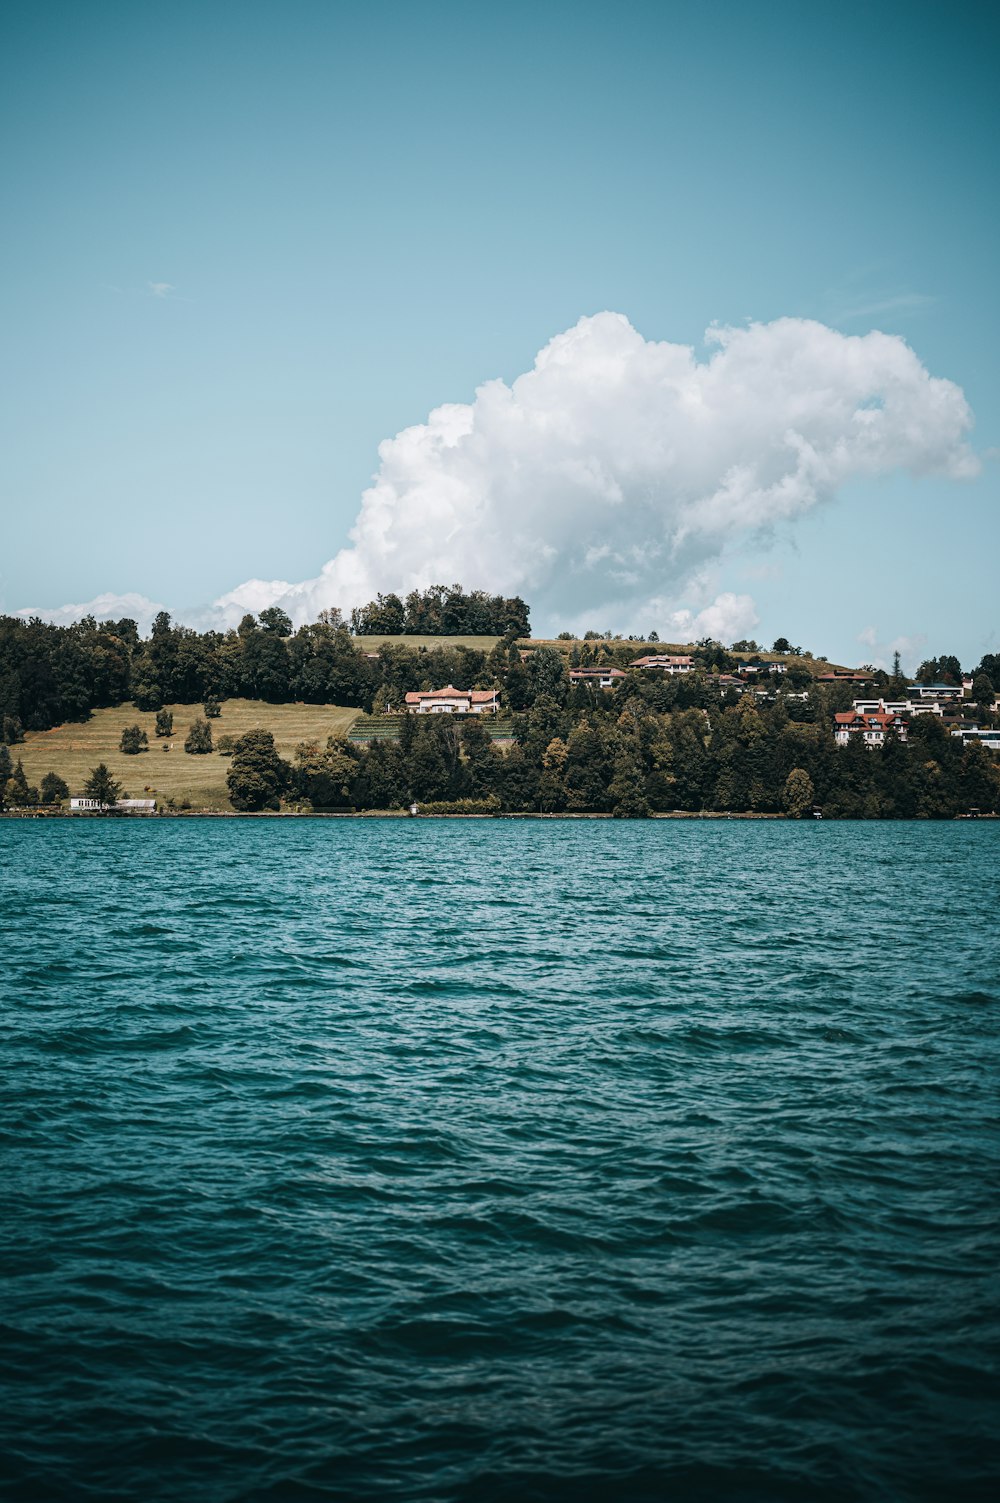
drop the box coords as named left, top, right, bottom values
left=349, top=585, right=529, bottom=638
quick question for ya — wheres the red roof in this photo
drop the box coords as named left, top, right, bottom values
left=404, top=685, right=498, bottom=704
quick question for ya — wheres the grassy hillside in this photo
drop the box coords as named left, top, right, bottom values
left=526, top=638, right=851, bottom=673
left=352, top=634, right=502, bottom=652
left=18, top=700, right=359, bottom=811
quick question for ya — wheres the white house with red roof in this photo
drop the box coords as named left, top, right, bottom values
left=404, top=685, right=500, bottom=715
left=833, top=707, right=909, bottom=747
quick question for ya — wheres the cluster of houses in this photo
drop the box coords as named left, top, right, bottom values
left=833, top=683, right=1000, bottom=750
left=402, top=656, right=998, bottom=753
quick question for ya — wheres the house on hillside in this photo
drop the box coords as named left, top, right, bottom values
left=950, top=725, right=1000, bottom=749
left=833, top=709, right=908, bottom=747
left=908, top=682, right=965, bottom=702
left=404, top=686, right=500, bottom=715
left=569, top=667, right=626, bottom=690
left=736, top=658, right=787, bottom=676
left=630, top=654, right=695, bottom=674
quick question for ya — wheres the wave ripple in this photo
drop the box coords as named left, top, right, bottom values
left=1, top=819, right=998, bottom=1501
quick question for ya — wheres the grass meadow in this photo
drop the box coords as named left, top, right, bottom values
left=18, top=700, right=359, bottom=811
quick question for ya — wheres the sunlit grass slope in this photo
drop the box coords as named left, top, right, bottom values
left=353, top=634, right=502, bottom=652
left=19, top=700, right=359, bottom=810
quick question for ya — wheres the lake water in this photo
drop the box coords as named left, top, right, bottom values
left=1, top=819, right=998, bottom=1501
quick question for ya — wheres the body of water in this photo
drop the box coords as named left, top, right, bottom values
left=1, top=819, right=998, bottom=1500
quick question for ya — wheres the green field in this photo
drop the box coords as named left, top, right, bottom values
left=18, top=700, right=359, bottom=811
left=352, top=634, right=503, bottom=652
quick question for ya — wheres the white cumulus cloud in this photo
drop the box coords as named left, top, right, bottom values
left=207, top=312, right=977, bottom=636
left=13, top=592, right=167, bottom=633
left=21, top=313, right=979, bottom=641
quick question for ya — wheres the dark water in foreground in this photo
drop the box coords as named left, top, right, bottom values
left=1, top=819, right=998, bottom=1502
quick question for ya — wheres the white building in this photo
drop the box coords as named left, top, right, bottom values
left=630, top=654, right=695, bottom=675
left=69, top=798, right=157, bottom=813
left=403, top=686, right=500, bottom=715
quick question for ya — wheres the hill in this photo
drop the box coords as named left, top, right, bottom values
left=17, top=700, right=358, bottom=811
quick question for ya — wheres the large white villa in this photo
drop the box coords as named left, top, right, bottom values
left=404, top=686, right=500, bottom=715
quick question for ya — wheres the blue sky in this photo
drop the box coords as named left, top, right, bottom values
left=1, top=0, right=996, bottom=666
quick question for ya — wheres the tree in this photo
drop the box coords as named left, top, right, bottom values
left=772, top=637, right=793, bottom=654
left=293, top=736, right=358, bottom=808
left=83, top=763, right=123, bottom=807
left=226, top=729, right=291, bottom=811
left=782, top=767, right=815, bottom=818
left=258, top=606, right=293, bottom=637
left=184, top=719, right=213, bottom=754
left=609, top=749, right=650, bottom=817
left=5, top=758, right=38, bottom=806
left=972, top=673, right=995, bottom=720
left=119, top=725, right=148, bottom=754
left=203, top=697, right=222, bottom=718
left=155, top=709, right=174, bottom=737
left=40, top=771, right=69, bottom=804
left=3, top=715, right=24, bottom=744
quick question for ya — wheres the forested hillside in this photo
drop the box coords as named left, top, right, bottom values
left=2, top=602, right=998, bottom=817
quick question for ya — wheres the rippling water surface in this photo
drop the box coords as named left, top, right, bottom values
left=1, top=818, right=998, bottom=1501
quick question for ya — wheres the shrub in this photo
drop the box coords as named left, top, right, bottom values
left=413, top=796, right=501, bottom=816
left=203, top=698, right=222, bottom=718
left=155, top=709, right=173, bottom=738
left=217, top=734, right=236, bottom=755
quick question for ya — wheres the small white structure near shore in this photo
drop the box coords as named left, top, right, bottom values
left=70, top=798, right=157, bottom=813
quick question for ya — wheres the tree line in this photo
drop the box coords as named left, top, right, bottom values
left=348, top=585, right=530, bottom=637
left=0, top=594, right=529, bottom=735
left=208, top=690, right=999, bottom=817
left=3, top=601, right=999, bottom=817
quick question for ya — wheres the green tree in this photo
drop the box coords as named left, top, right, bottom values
left=184, top=719, right=214, bottom=754
left=782, top=767, right=815, bottom=818
left=5, top=758, right=38, bottom=806
left=564, top=721, right=610, bottom=811
left=154, top=708, right=174, bottom=738
left=258, top=606, right=293, bottom=637
left=536, top=736, right=568, bottom=812
left=609, top=749, right=650, bottom=817
left=294, top=737, right=358, bottom=807
left=119, top=725, right=148, bottom=754
left=972, top=673, right=995, bottom=721
left=226, top=729, right=291, bottom=811
left=40, top=771, right=70, bottom=804
left=203, top=697, right=222, bottom=718
left=83, top=763, right=123, bottom=807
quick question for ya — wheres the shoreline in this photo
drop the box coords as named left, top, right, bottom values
left=2, top=809, right=996, bottom=822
